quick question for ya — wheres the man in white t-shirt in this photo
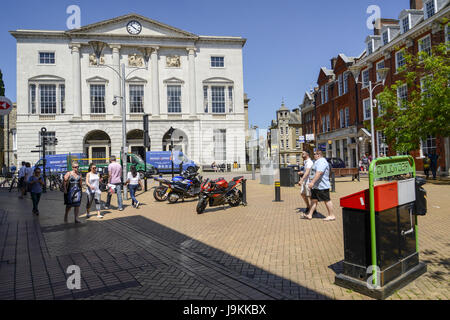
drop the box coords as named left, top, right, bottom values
left=298, top=151, right=314, bottom=212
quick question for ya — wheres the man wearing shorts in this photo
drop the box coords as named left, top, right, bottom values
left=302, top=150, right=335, bottom=221
left=298, top=151, right=313, bottom=212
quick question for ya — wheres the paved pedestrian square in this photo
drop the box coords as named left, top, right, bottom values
left=0, top=174, right=448, bottom=300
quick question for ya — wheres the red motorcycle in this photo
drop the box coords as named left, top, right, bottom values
left=196, top=176, right=245, bottom=214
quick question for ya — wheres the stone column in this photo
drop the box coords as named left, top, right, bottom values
left=151, top=47, right=160, bottom=117
left=187, top=48, right=197, bottom=117
left=71, top=44, right=82, bottom=119
left=110, top=45, right=121, bottom=117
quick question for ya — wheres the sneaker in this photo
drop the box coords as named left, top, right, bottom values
left=97, top=214, right=103, bottom=219
left=104, top=206, right=109, bottom=210
left=135, top=201, right=140, bottom=209
left=119, top=208, right=123, bottom=211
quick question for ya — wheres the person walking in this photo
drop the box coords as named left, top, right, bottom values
left=63, top=161, right=82, bottom=223
left=302, top=150, right=335, bottom=221
left=18, top=161, right=26, bottom=198
left=429, top=151, right=439, bottom=180
left=126, top=165, right=143, bottom=208
left=84, top=163, right=102, bottom=219
left=24, top=162, right=33, bottom=197
left=28, top=167, right=44, bottom=215
left=423, top=154, right=431, bottom=179
left=105, top=155, right=123, bottom=211
left=298, top=151, right=313, bottom=213
left=10, top=163, right=17, bottom=174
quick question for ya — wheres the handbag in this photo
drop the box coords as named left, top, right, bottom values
left=67, top=185, right=82, bottom=206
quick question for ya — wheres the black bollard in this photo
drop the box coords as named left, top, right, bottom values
left=242, top=179, right=247, bottom=206
left=274, top=181, right=281, bottom=202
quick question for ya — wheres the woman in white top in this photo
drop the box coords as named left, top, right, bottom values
left=85, top=163, right=102, bottom=218
left=126, top=165, right=143, bottom=208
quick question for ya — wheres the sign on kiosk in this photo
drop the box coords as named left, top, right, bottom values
left=0, top=96, right=13, bottom=116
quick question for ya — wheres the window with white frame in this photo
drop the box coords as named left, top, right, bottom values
left=421, top=135, right=436, bottom=157
left=418, top=35, right=432, bottom=56
left=295, top=128, right=299, bottom=135
left=130, top=84, right=144, bottom=113
left=378, top=131, right=388, bottom=156
left=39, top=84, right=57, bottom=114
left=324, top=84, right=329, bottom=103
left=424, top=0, right=436, bottom=19
left=377, top=94, right=385, bottom=116
left=280, top=127, right=283, bottom=135
left=286, top=139, right=289, bottom=149
left=211, top=86, right=226, bottom=113
left=203, top=86, right=208, bottom=113
left=281, top=140, right=284, bottom=149
left=339, top=109, right=345, bottom=128
left=211, top=56, right=224, bottom=68
left=376, top=60, right=385, bottom=82
left=367, top=40, right=373, bottom=55
left=167, top=85, right=182, bottom=113
left=59, top=84, right=65, bottom=114
left=446, top=23, right=450, bottom=43
left=343, top=72, right=349, bottom=94
left=382, top=30, right=389, bottom=45
left=401, top=16, right=410, bottom=33
left=90, top=84, right=106, bottom=114
left=11, top=129, right=17, bottom=152
left=213, top=129, right=226, bottom=161
left=362, top=69, right=370, bottom=88
left=296, top=140, right=300, bottom=149
left=320, top=87, right=324, bottom=104
left=396, top=50, right=406, bottom=71
left=322, top=116, right=326, bottom=133
left=363, top=98, right=371, bottom=120
left=228, top=86, right=233, bottom=112
left=296, top=154, right=301, bottom=163
left=326, top=114, right=330, bottom=132
left=345, top=107, right=349, bottom=127
left=420, top=76, right=433, bottom=98
left=397, top=84, right=408, bottom=108
left=29, top=84, right=36, bottom=114
left=39, top=52, right=55, bottom=64
left=338, top=74, right=343, bottom=96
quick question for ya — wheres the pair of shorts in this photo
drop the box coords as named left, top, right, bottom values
left=311, top=189, right=330, bottom=202
left=300, top=181, right=311, bottom=197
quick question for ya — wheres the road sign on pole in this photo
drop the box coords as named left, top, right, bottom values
left=0, top=96, right=13, bottom=116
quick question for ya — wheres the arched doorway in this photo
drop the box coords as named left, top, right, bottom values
left=127, top=129, right=148, bottom=161
left=162, top=128, right=188, bottom=155
left=83, top=130, right=111, bottom=164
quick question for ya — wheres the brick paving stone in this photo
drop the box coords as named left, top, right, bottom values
left=0, top=177, right=449, bottom=300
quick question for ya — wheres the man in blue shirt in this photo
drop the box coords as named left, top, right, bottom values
left=302, top=150, right=335, bottom=221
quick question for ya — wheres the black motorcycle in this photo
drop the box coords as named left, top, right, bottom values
left=167, top=172, right=203, bottom=204
left=153, top=166, right=201, bottom=202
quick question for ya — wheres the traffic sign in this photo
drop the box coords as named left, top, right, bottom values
left=0, top=96, right=13, bottom=116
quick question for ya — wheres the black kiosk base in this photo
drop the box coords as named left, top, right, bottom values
left=335, top=256, right=427, bottom=300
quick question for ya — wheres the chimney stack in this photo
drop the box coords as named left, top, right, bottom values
left=330, top=57, right=337, bottom=69
left=410, top=0, right=423, bottom=10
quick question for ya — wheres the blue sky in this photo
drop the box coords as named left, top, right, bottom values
left=0, top=0, right=408, bottom=128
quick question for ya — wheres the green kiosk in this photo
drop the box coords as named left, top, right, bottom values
left=335, top=156, right=427, bottom=299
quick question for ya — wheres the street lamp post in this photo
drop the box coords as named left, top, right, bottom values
left=89, top=41, right=151, bottom=200
left=349, top=66, right=389, bottom=160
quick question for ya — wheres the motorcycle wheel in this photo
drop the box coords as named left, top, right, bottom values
left=153, top=186, right=168, bottom=202
left=168, top=192, right=180, bottom=204
left=196, top=198, right=207, bottom=214
left=228, top=190, right=243, bottom=207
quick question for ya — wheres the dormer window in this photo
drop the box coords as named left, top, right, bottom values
left=424, top=0, right=436, bottom=19
left=382, top=30, right=389, bottom=45
left=367, top=40, right=374, bottom=55
left=401, top=16, right=410, bottom=33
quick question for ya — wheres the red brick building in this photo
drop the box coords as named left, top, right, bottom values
left=302, top=0, right=449, bottom=174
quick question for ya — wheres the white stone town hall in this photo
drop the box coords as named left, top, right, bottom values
left=10, top=14, right=247, bottom=167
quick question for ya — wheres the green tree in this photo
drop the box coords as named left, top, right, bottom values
left=0, top=69, right=5, bottom=96
left=375, top=34, right=450, bottom=153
